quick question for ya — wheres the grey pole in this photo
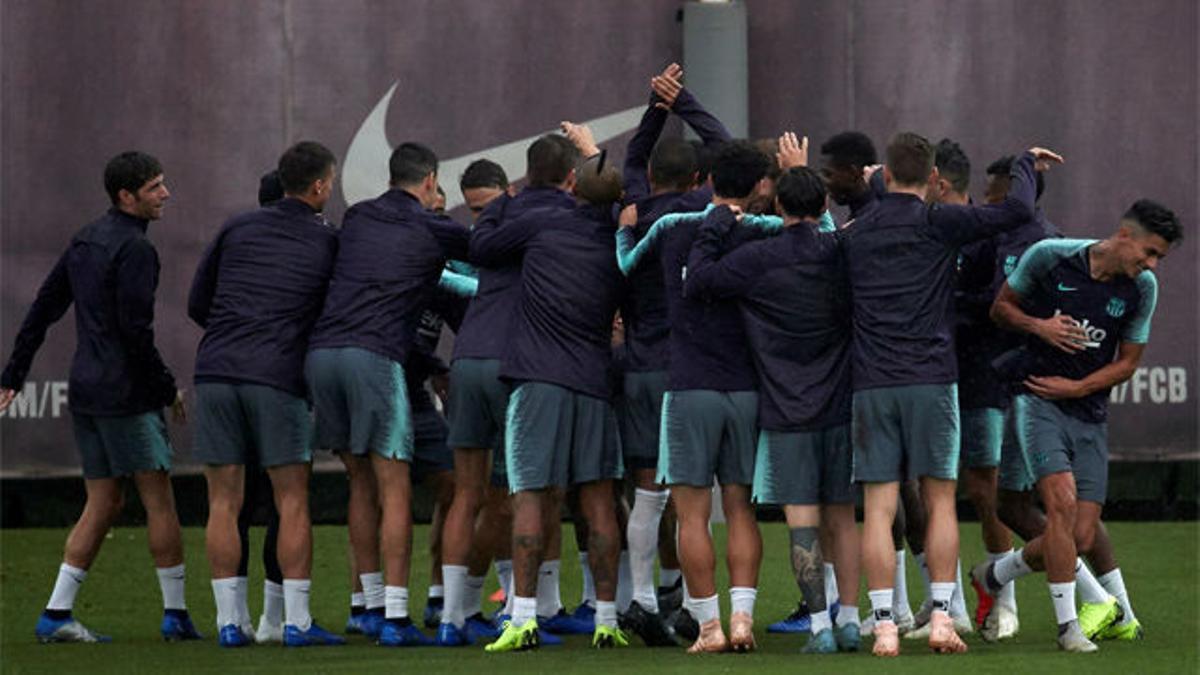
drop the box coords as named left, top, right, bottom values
left=682, top=0, right=749, bottom=140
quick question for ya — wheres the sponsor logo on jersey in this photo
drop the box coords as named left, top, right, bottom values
left=1057, top=282, right=1077, bottom=292
left=1053, top=309, right=1105, bottom=348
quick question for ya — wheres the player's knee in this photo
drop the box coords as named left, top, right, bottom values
left=1073, top=521, right=1097, bottom=555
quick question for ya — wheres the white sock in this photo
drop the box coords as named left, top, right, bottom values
left=234, top=575, right=250, bottom=626
left=47, top=563, right=86, bottom=612
left=915, top=551, right=932, bottom=603
left=464, top=575, right=485, bottom=618
left=595, top=600, right=618, bottom=629
left=384, top=585, right=409, bottom=620
left=1075, top=559, right=1108, bottom=603
left=950, top=559, right=968, bottom=618
left=823, top=562, right=839, bottom=607
left=691, top=594, right=720, bottom=624
left=428, top=584, right=444, bottom=600
left=512, top=595, right=537, bottom=626
left=616, top=551, right=633, bottom=612
left=1098, top=568, right=1135, bottom=623
left=351, top=591, right=365, bottom=608
left=628, top=488, right=669, bottom=612
left=578, top=552, right=596, bottom=607
left=156, top=564, right=187, bottom=610
left=989, top=549, right=1018, bottom=611
left=211, top=577, right=240, bottom=628
left=441, top=564, right=468, bottom=627
left=868, top=588, right=894, bottom=623
left=893, top=552, right=911, bottom=615
left=930, top=581, right=955, bottom=617
left=1049, top=581, right=1076, bottom=626
left=994, top=548, right=1034, bottom=585
left=659, top=568, right=681, bottom=588
left=284, top=579, right=312, bottom=630
left=729, top=586, right=757, bottom=617
left=835, top=604, right=860, bottom=627
left=811, top=609, right=832, bottom=633
left=264, top=580, right=284, bottom=626
left=360, top=571, right=385, bottom=611
left=536, top=560, right=562, bottom=617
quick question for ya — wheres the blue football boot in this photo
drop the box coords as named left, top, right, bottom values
left=283, top=622, right=346, bottom=647
left=217, top=623, right=251, bottom=648
left=377, top=619, right=433, bottom=647
left=767, top=602, right=812, bottom=634
left=36, top=612, right=110, bottom=644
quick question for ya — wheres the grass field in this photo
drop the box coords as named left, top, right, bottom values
left=1, top=522, right=1197, bottom=674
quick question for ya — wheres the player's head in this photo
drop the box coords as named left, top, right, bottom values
left=1112, top=199, right=1183, bottom=275
left=746, top=137, right=784, bottom=214
left=574, top=151, right=623, bottom=207
left=930, top=138, right=970, bottom=205
left=985, top=155, right=1045, bottom=205
left=775, top=167, right=828, bottom=221
left=819, top=131, right=877, bottom=205
left=459, top=158, right=509, bottom=220
left=278, top=140, right=337, bottom=211
left=104, top=151, right=168, bottom=220
left=648, top=138, right=698, bottom=192
left=258, top=170, right=285, bottom=206
left=711, top=140, right=771, bottom=202
left=389, top=141, right=440, bottom=208
left=884, top=132, right=936, bottom=190
left=527, top=134, right=579, bottom=190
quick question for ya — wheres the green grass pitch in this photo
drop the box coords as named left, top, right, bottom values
left=1, top=522, right=1196, bottom=673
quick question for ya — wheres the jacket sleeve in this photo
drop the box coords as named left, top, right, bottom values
left=0, top=251, right=74, bottom=390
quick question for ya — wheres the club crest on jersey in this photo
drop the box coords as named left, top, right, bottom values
left=1106, top=297, right=1126, bottom=318
left=1003, top=255, right=1018, bottom=277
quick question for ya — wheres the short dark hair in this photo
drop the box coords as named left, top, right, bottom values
left=711, top=141, right=770, bottom=199
left=278, top=141, right=336, bottom=195
left=1124, top=199, right=1183, bottom=244
left=934, top=138, right=970, bottom=193
left=754, top=138, right=784, bottom=181
left=526, top=135, right=579, bottom=187
left=258, top=170, right=284, bottom=206
left=885, top=132, right=934, bottom=186
left=649, top=139, right=698, bottom=191
left=987, top=154, right=1044, bottom=201
left=460, top=159, right=508, bottom=191
left=389, top=142, right=439, bottom=186
left=103, top=151, right=163, bottom=204
left=820, top=131, right=877, bottom=169
left=776, top=167, right=827, bottom=219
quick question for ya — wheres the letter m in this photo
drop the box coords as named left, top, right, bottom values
left=4, top=382, right=38, bottom=418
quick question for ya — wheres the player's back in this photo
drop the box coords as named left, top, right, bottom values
left=736, top=226, right=852, bottom=431
left=453, top=186, right=576, bottom=362
left=841, top=194, right=967, bottom=390
left=310, top=188, right=466, bottom=364
left=502, top=203, right=623, bottom=400
left=191, top=198, right=338, bottom=395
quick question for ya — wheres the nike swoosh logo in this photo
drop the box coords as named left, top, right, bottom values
left=342, top=81, right=644, bottom=210
left=1057, top=283, right=1077, bottom=292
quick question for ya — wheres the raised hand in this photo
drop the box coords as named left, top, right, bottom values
left=0, top=387, right=15, bottom=414
left=1028, top=147, right=1065, bottom=172
left=651, top=63, right=684, bottom=111
left=561, top=121, right=600, bottom=157
left=776, top=131, right=808, bottom=170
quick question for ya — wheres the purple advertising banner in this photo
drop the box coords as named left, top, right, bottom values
left=1, top=1, right=1195, bottom=476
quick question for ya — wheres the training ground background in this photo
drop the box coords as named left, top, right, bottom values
left=0, top=522, right=1195, bottom=674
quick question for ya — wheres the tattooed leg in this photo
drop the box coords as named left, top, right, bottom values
left=512, top=490, right=545, bottom=598
left=579, top=479, right=619, bottom=602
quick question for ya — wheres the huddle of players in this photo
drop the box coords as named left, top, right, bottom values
left=0, top=64, right=1182, bottom=657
